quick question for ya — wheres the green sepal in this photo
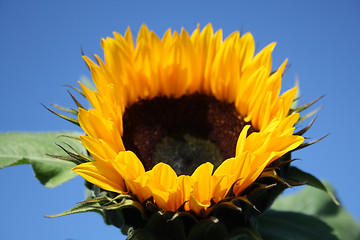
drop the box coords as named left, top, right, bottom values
left=187, top=217, right=228, bottom=240
left=84, top=183, right=148, bottom=234
left=94, top=194, right=147, bottom=234
left=212, top=198, right=258, bottom=238
left=258, top=169, right=291, bottom=188
left=169, top=211, right=198, bottom=226
left=291, top=96, right=323, bottom=114
left=127, top=228, right=158, bottom=240
left=67, top=89, right=85, bottom=109
left=46, top=151, right=85, bottom=165
left=124, top=211, right=196, bottom=240
left=294, top=116, right=317, bottom=136
left=46, top=197, right=104, bottom=218
left=97, top=196, right=147, bottom=219
left=286, top=166, right=339, bottom=205
left=64, top=85, right=85, bottom=97
left=295, top=134, right=329, bottom=151
left=144, top=211, right=187, bottom=240
left=53, top=142, right=93, bottom=163
left=47, top=190, right=113, bottom=218
left=289, top=93, right=323, bottom=125
left=79, top=75, right=96, bottom=91
left=290, top=77, right=300, bottom=110
left=51, top=103, right=78, bottom=115
left=296, top=106, right=322, bottom=125
left=42, top=103, right=80, bottom=126
left=244, top=169, right=289, bottom=214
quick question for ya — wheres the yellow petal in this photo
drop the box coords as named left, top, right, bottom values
left=73, top=161, right=125, bottom=193
left=235, top=125, right=251, bottom=156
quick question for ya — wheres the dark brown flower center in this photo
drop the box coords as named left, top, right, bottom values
left=122, top=94, right=254, bottom=175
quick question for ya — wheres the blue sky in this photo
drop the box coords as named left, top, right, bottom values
left=1, top=1, right=359, bottom=239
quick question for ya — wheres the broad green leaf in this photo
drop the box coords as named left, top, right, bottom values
left=286, top=166, right=339, bottom=205
left=257, top=210, right=339, bottom=240
left=271, top=185, right=360, bottom=240
left=0, top=131, right=85, bottom=187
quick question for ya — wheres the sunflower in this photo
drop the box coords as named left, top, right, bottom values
left=72, top=24, right=304, bottom=217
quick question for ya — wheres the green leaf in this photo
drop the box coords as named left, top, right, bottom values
left=286, top=166, right=339, bottom=205
left=257, top=210, right=339, bottom=240
left=0, top=131, right=85, bottom=187
left=271, top=184, right=360, bottom=240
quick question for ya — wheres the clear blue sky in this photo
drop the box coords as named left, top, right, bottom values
left=1, top=1, right=359, bottom=239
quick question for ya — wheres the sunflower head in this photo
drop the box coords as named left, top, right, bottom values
left=52, top=24, right=324, bottom=239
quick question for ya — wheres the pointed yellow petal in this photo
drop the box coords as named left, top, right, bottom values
left=236, top=125, right=251, bottom=156
left=73, top=161, right=125, bottom=193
